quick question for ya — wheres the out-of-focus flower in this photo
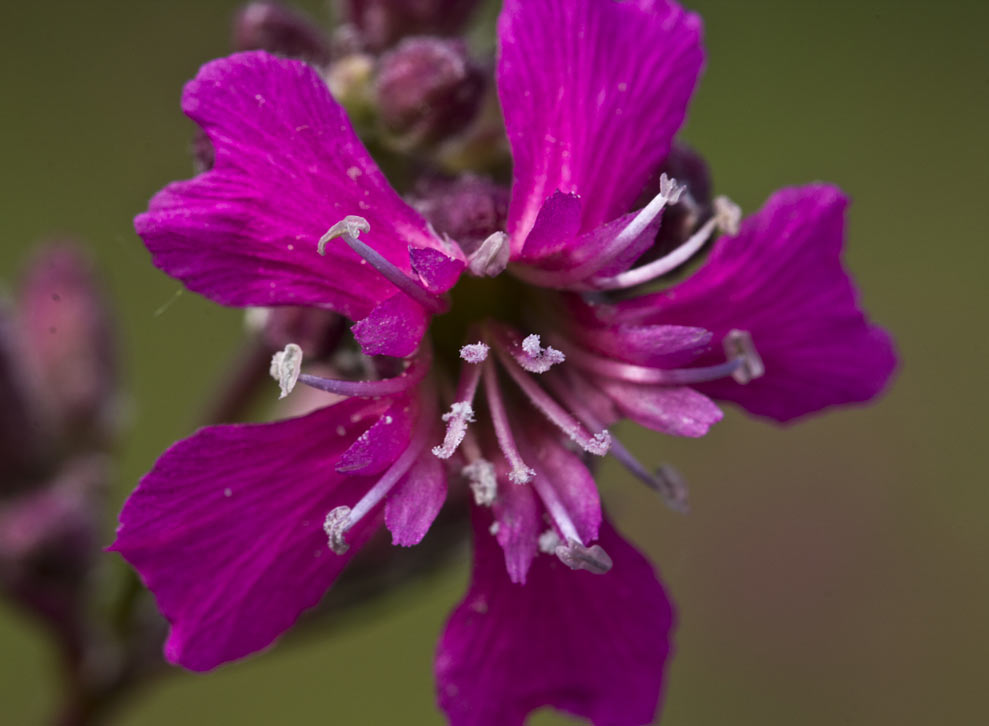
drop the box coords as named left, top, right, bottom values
left=114, top=1, right=896, bottom=724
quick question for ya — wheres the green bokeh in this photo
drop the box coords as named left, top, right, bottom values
left=1, top=0, right=986, bottom=723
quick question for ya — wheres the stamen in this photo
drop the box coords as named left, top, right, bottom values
left=591, top=195, right=741, bottom=290
left=544, top=368, right=690, bottom=513
left=713, top=195, right=742, bottom=236
left=459, top=341, right=489, bottom=364
left=723, top=329, right=764, bottom=383
left=432, top=402, right=475, bottom=459
left=323, top=393, right=437, bottom=554
left=466, top=231, right=511, bottom=277
left=297, top=348, right=430, bottom=398
left=554, top=541, right=613, bottom=574
left=482, top=358, right=535, bottom=484
left=524, top=458, right=613, bottom=574
left=489, top=337, right=610, bottom=456
left=511, top=175, right=689, bottom=290
left=563, top=331, right=764, bottom=386
left=611, top=174, right=684, bottom=256
left=323, top=506, right=352, bottom=554
left=432, top=355, right=485, bottom=459
left=462, top=459, right=498, bottom=506
left=516, top=333, right=566, bottom=373
left=318, top=215, right=445, bottom=313
left=609, top=440, right=691, bottom=514
left=269, top=343, right=303, bottom=398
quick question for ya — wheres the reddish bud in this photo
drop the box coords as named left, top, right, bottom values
left=410, top=174, right=509, bottom=252
left=0, top=304, right=47, bottom=487
left=233, top=1, right=332, bottom=65
left=376, top=38, right=484, bottom=145
left=342, top=0, right=482, bottom=52
left=16, top=244, right=119, bottom=446
left=0, top=455, right=107, bottom=655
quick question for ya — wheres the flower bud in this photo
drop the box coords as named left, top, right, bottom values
left=376, top=38, right=484, bottom=146
left=341, top=0, right=482, bottom=52
left=0, top=303, right=47, bottom=488
left=326, top=52, right=377, bottom=126
left=410, top=174, right=509, bottom=253
left=0, top=455, right=107, bottom=652
left=652, top=143, right=713, bottom=255
left=16, top=244, right=119, bottom=447
left=233, top=1, right=332, bottom=65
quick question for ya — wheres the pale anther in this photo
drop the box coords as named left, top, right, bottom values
left=652, top=464, right=690, bottom=514
left=538, top=529, right=562, bottom=554
left=462, top=459, right=498, bottom=506
left=568, top=427, right=611, bottom=456
left=466, top=231, right=511, bottom=277
left=517, top=333, right=566, bottom=373
left=323, top=506, right=352, bottom=554
left=723, top=329, right=764, bottom=384
left=554, top=540, right=613, bottom=574
left=460, top=342, right=489, bottom=364
left=713, top=196, right=742, bottom=235
left=317, top=215, right=370, bottom=255
left=243, top=306, right=270, bottom=334
left=508, top=463, right=535, bottom=485
left=659, top=172, right=686, bottom=205
left=270, top=343, right=303, bottom=399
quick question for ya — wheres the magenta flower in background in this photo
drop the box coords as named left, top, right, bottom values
left=111, top=0, right=896, bottom=724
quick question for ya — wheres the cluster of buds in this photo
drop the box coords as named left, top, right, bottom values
left=230, top=1, right=491, bottom=153
left=0, top=244, right=118, bottom=665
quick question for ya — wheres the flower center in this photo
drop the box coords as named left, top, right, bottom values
left=428, top=271, right=534, bottom=370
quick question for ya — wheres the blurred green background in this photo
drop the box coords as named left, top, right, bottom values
left=1, top=0, right=986, bottom=723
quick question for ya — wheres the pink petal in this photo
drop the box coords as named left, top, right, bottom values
left=436, top=513, right=675, bottom=726
left=617, top=184, right=898, bottom=421
left=410, top=247, right=466, bottom=293
left=336, top=396, right=416, bottom=475
left=491, top=460, right=540, bottom=585
left=350, top=293, right=429, bottom=357
left=385, top=451, right=447, bottom=547
left=498, top=0, right=704, bottom=243
left=110, top=398, right=395, bottom=671
left=599, top=379, right=723, bottom=437
left=563, top=300, right=713, bottom=368
left=517, top=191, right=582, bottom=259
left=136, top=51, right=442, bottom=319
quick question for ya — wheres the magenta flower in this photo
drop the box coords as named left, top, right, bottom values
left=112, top=1, right=896, bottom=724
